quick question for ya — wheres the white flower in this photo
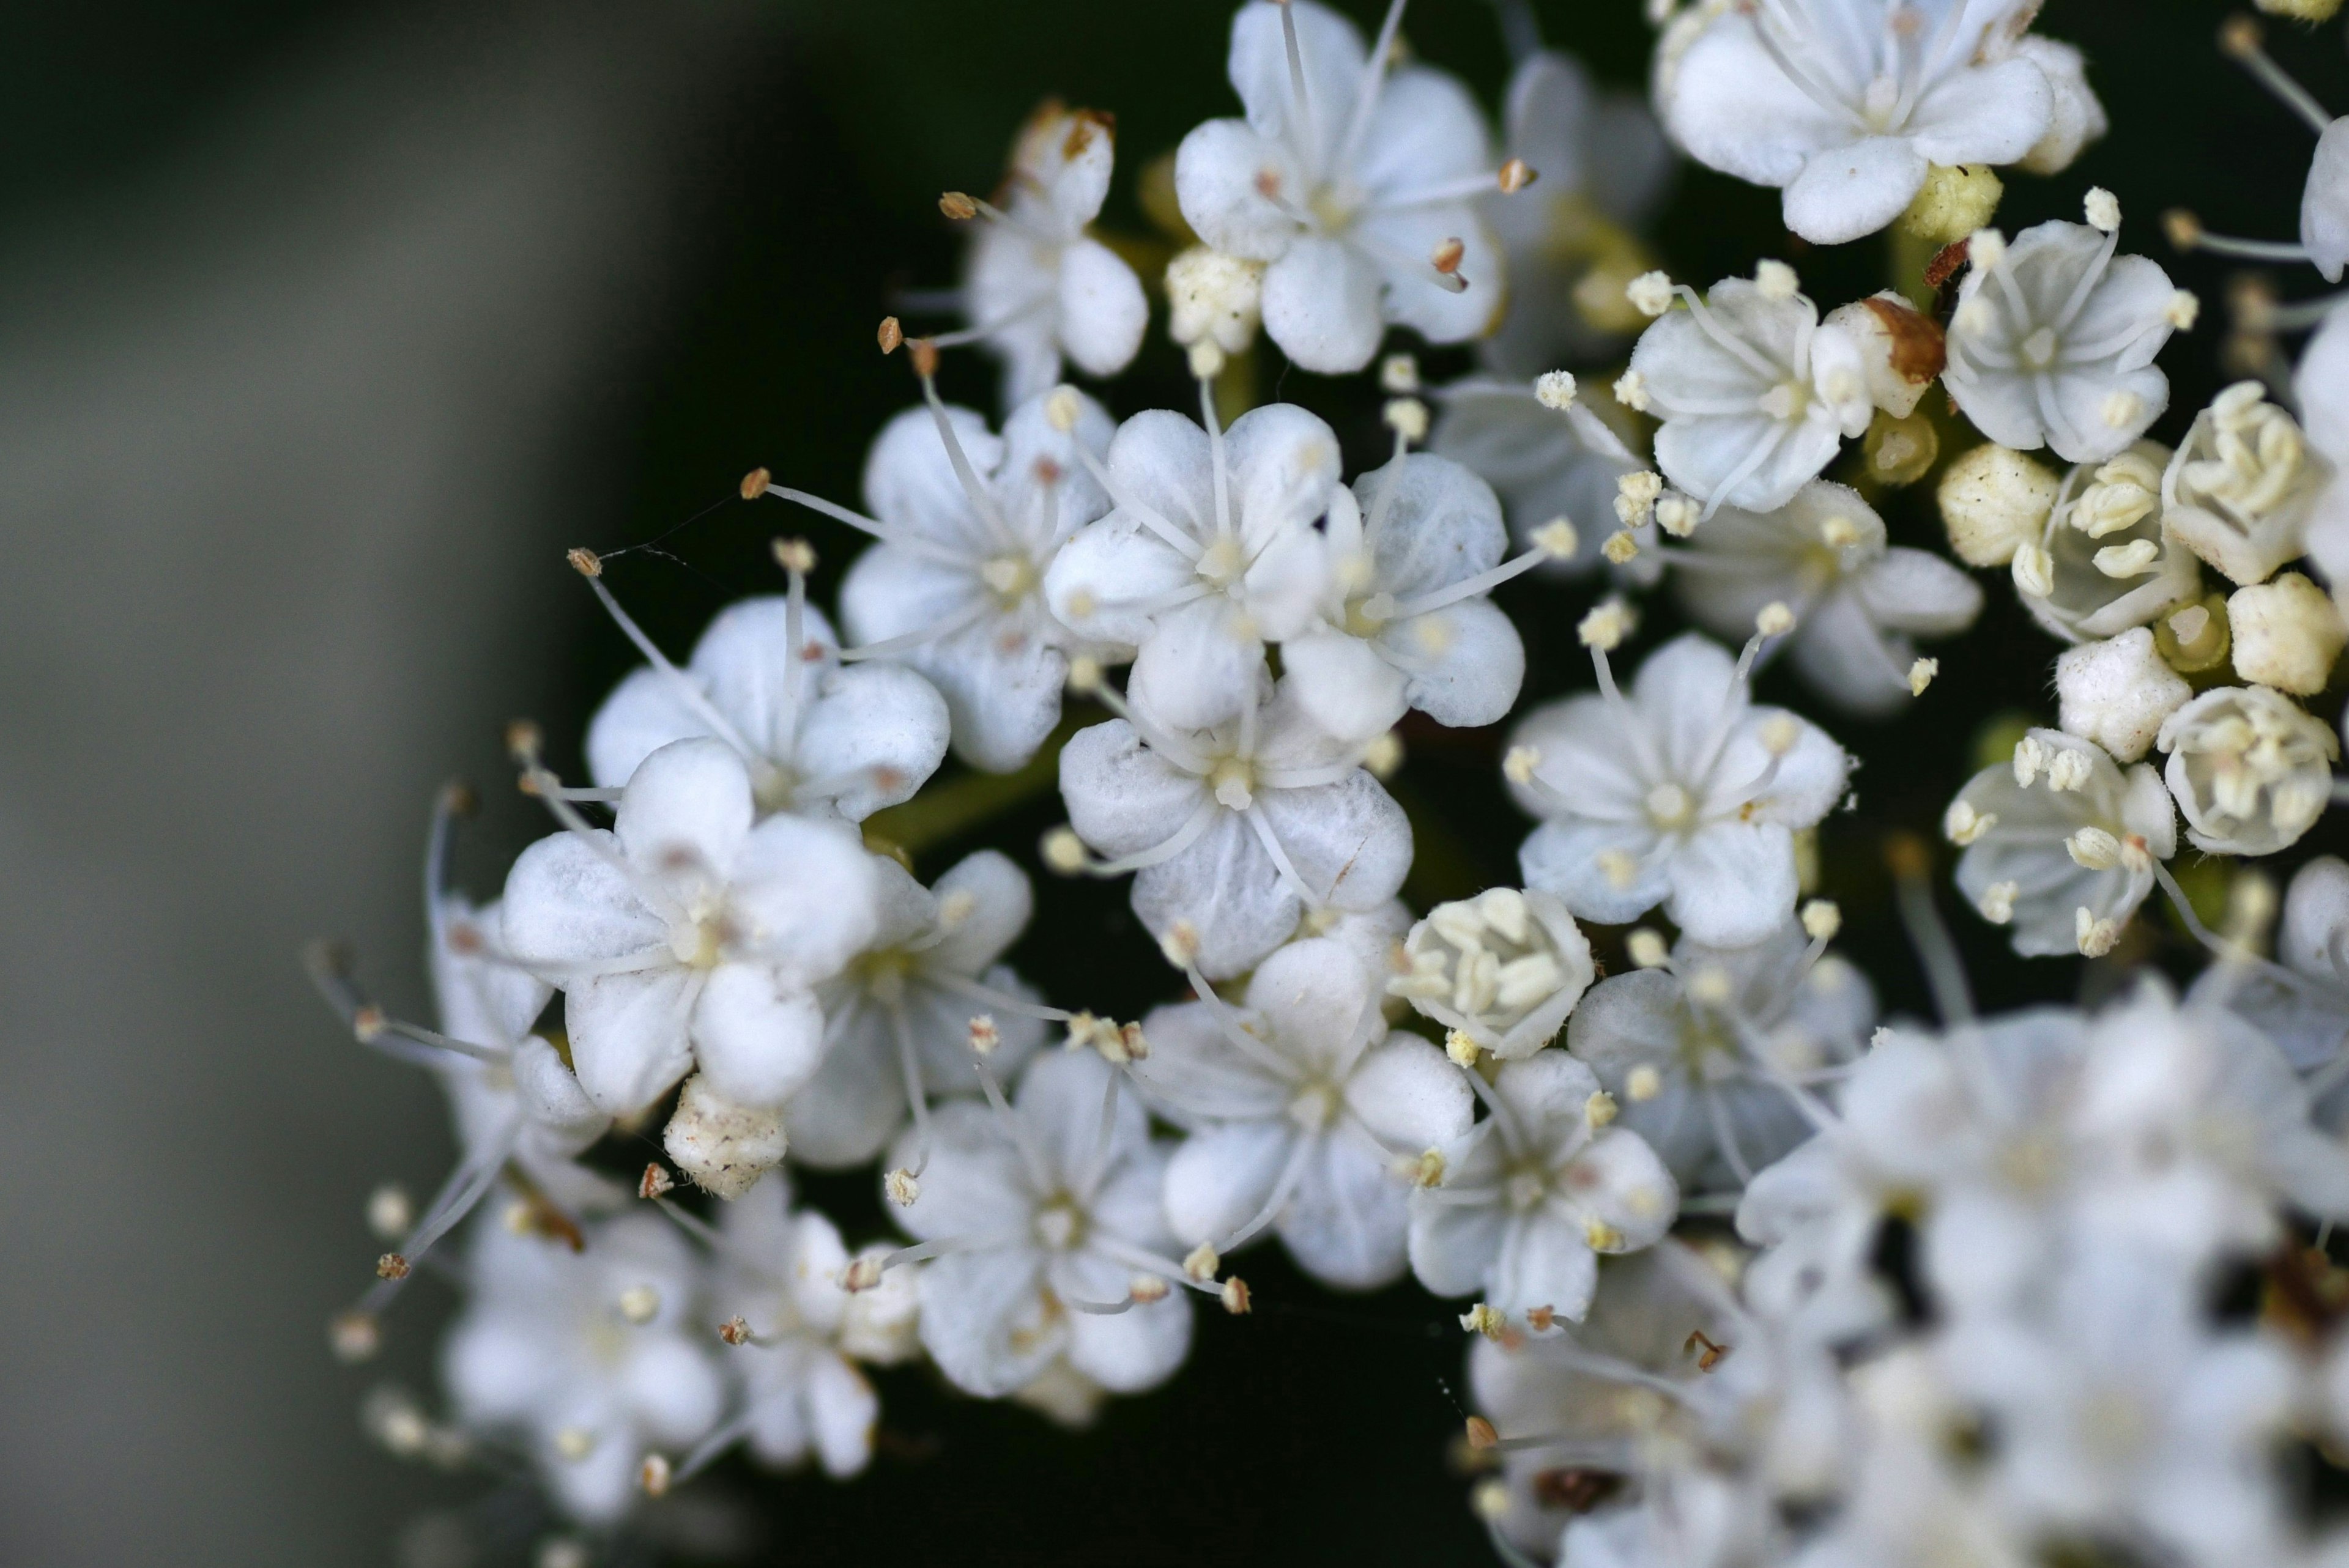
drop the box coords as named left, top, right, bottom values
left=887, top=1050, right=1193, bottom=1399
left=1568, top=916, right=1874, bottom=1189
left=1408, top=1051, right=1677, bottom=1322
left=1429, top=375, right=1652, bottom=577
left=2162, top=382, right=2334, bottom=587
left=2013, top=35, right=2109, bottom=176
left=1625, top=273, right=1872, bottom=516
left=1283, top=451, right=1534, bottom=742
left=2156, top=684, right=2338, bottom=856
left=1132, top=936, right=1472, bottom=1289
left=443, top=1213, right=722, bottom=1524
left=1044, top=401, right=1338, bottom=731
left=1173, top=0, right=1507, bottom=372
left=2014, top=443, right=2202, bottom=644
left=1508, top=633, right=1851, bottom=949
left=501, top=738, right=882, bottom=1117
left=1655, top=0, right=2059, bottom=245
left=1480, top=50, right=1674, bottom=378
left=2054, top=627, right=2191, bottom=764
left=1943, top=218, right=2181, bottom=465
left=585, top=592, right=947, bottom=821
left=954, top=104, right=1148, bottom=404
left=783, top=850, right=1050, bottom=1169
left=1671, top=479, right=1982, bottom=716
left=1057, top=676, right=1411, bottom=980
left=1948, top=728, right=2174, bottom=957
left=708, top=1174, right=917, bottom=1477
left=831, top=387, right=1116, bottom=772
left=1388, top=886, right=1594, bottom=1060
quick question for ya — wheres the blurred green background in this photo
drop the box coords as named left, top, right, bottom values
left=3, top=0, right=2343, bottom=1562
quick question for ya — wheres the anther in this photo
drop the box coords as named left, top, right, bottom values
left=1908, top=657, right=1939, bottom=696
left=639, top=1163, right=675, bottom=1200
left=939, top=191, right=978, bottom=220
left=1578, top=601, right=1631, bottom=651
left=639, top=1454, right=672, bottom=1497
left=1685, top=1329, right=1731, bottom=1370
left=739, top=467, right=770, bottom=500
left=1653, top=494, right=1699, bottom=537
left=1407, top=1147, right=1447, bottom=1186
left=885, top=1169, right=921, bottom=1207
left=1626, top=1065, right=1663, bottom=1102
left=843, top=1256, right=885, bottom=1293
left=330, top=1310, right=380, bottom=1363
left=1627, top=929, right=1669, bottom=969
left=1363, top=731, right=1403, bottom=779
left=1497, top=158, right=1536, bottom=194
left=1221, top=1277, right=1253, bottom=1315
left=1461, top=1302, right=1505, bottom=1337
left=719, top=1316, right=752, bottom=1346
left=1756, top=602, right=1796, bottom=637
left=909, top=337, right=941, bottom=379
left=566, top=546, right=602, bottom=578
left=1535, top=370, right=1577, bottom=410
left=368, top=1184, right=413, bottom=1241
left=1616, top=470, right=1663, bottom=526
left=1189, top=339, right=1228, bottom=379
left=1130, top=1274, right=1172, bottom=1304
left=1041, top=826, right=1088, bottom=875
left=2219, top=13, right=2265, bottom=57
left=1384, top=397, right=1430, bottom=441
left=619, top=1285, right=660, bottom=1324
left=504, top=719, right=544, bottom=765
left=1503, top=745, right=1542, bottom=785
left=1601, top=530, right=1641, bottom=564
left=1627, top=271, right=1674, bottom=317
left=1466, top=1415, right=1500, bottom=1451
left=1969, top=227, right=2008, bottom=271
left=1447, top=1030, right=1483, bottom=1068
left=1585, top=1090, right=1619, bottom=1129
left=2084, top=187, right=2121, bottom=234
left=1184, top=1242, right=1222, bottom=1282
left=1157, top=919, right=1200, bottom=970
left=1801, top=899, right=1842, bottom=942
left=1045, top=386, right=1082, bottom=432
left=969, top=1015, right=1001, bottom=1056
left=1381, top=353, right=1421, bottom=393
left=1532, top=519, right=1578, bottom=558
left=376, top=1252, right=412, bottom=1281
left=877, top=316, right=904, bottom=354
left=1064, top=655, right=1103, bottom=694
left=773, top=537, right=817, bottom=574
left=1755, top=259, right=1800, bottom=300
left=1430, top=237, right=1468, bottom=289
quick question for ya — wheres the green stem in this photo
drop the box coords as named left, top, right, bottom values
left=861, top=711, right=1095, bottom=860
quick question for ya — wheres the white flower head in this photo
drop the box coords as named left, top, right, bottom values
left=2156, top=684, right=2338, bottom=856
left=1283, top=451, right=1535, bottom=742
left=1429, top=376, right=1653, bottom=578
left=888, top=1050, right=1193, bottom=1399
left=1389, top=886, right=1594, bottom=1060
left=1568, top=915, right=1876, bottom=1190
left=955, top=104, right=1148, bottom=404
left=1673, top=479, right=1982, bottom=716
left=443, top=1213, right=722, bottom=1525
left=1173, top=0, right=1508, bottom=372
left=831, top=386, right=1117, bottom=773
left=501, top=738, right=883, bottom=1118
left=708, top=1174, right=916, bottom=1478
left=784, top=850, right=1050, bottom=1169
left=1044, top=401, right=1338, bottom=731
left=1948, top=728, right=2175, bottom=956
left=2016, top=443, right=2201, bottom=643
left=1056, top=676, right=1411, bottom=980
left=585, top=588, right=948, bottom=822
left=1625, top=274, right=1873, bottom=517
left=1508, top=633, right=1852, bottom=948
left=1132, top=936, right=1473, bottom=1289
left=1944, top=218, right=2181, bottom=465
left=1656, top=0, right=2063, bottom=245
left=1407, top=1052, right=1679, bottom=1324
left=2162, top=382, right=2334, bottom=587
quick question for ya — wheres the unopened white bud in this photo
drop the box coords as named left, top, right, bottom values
left=2054, top=628, right=2189, bottom=762
left=1535, top=369, right=1578, bottom=409
left=884, top=1169, right=921, bottom=1207
left=1907, top=657, right=1939, bottom=697
left=1627, top=929, right=1669, bottom=969
left=1940, top=443, right=2060, bottom=566
left=1755, top=259, right=1800, bottom=300
left=2229, top=572, right=2345, bottom=695
left=1800, top=899, right=1841, bottom=942
left=1627, top=270, right=1675, bottom=317
left=2083, top=187, right=2121, bottom=233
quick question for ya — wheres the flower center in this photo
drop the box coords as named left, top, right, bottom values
left=1210, top=756, right=1257, bottom=812
left=1309, top=183, right=1358, bottom=234
left=1033, top=1197, right=1085, bottom=1252
left=2021, top=327, right=2061, bottom=369
left=1288, top=1080, right=1340, bottom=1131
left=1505, top=1166, right=1549, bottom=1212
left=1197, top=533, right=1247, bottom=590
left=751, top=760, right=799, bottom=816
left=668, top=903, right=726, bottom=969
left=1759, top=380, right=1809, bottom=421
left=1644, top=782, right=1696, bottom=832
left=1860, top=73, right=1902, bottom=131
left=979, top=552, right=1037, bottom=607
left=855, top=947, right=916, bottom=1005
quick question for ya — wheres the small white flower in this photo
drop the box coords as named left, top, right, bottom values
left=2016, top=443, right=2202, bottom=644
left=1133, top=936, right=1474, bottom=1290
left=2162, top=382, right=2335, bottom=587
left=1625, top=274, right=1872, bottom=516
left=708, top=1174, right=916, bottom=1478
left=1173, top=0, right=1508, bottom=372
left=443, top=1214, right=722, bottom=1525
left=1655, top=0, right=2061, bottom=245
left=2054, top=627, right=2191, bottom=764
left=1407, top=1052, right=1679, bottom=1324
left=1165, top=244, right=1266, bottom=353
left=1672, top=480, right=1982, bottom=716
left=1429, top=376, right=1653, bottom=577
left=1944, top=219, right=2181, bottom=465
left=2228, top=571, right=2346, bottom=695
left=501, top=739, right=882, bottom=1117
left=2156, top=684, right=2338, bottom=856
left=1568, top=915, right=1874, bottom=1190
left=888, top=1051, right=1193, bottom=1399
left=831, top=387, right=1117, bottom=772
left=1283, top=451, right=1535, bottom=742
left=1937, top=440, right=2061, bottom=568
left=585, top=593, right=948, bottom=822
left=1056, top=676, right=1411, bottom=980
left=955, top=105, right=1148, bottom=404
left=1044, top=402, right=1338, bottom=731
left=784, top=851, right=1051, bottom=1169
left=1949, top=728, right=2174, bottom=956
left=1388, top=886, right=1594, bottom=1060
left=1508, top=634, right=1851, bottom=948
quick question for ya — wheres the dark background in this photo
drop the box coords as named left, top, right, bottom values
left=0, top=1, right=2338, bottom=1562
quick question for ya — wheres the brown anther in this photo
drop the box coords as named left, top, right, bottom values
left=2163, top=208, right=2205, bottom=251
left=718, top=1315, right=752, bottom=1347
left=352, top=1005, right=387, bottom=1044
left=2219, top=14, right=2264, bottom=56
left=1464, top=1416, right=1499, bottom=1451
left=440, top=780, right=479, bottom=816
left=1431, top=237, right=1466, bottom=275
left=515, top=771, right=541, bottom=797
left=1119, top=1021, right=1150, bottom=1062
left=1497, top=158, right=1535, bottom=194
left=639, top=1162, right=677, bottom=1200
left=877, top=316, right=905, bottom=355
left=446, top=920, right=483, bottom=956
left=1685, top=1329, right=1732, bottom=1371
left=940, top=190, right=979, bottom=221
left=1525, top=1304, right=1556, bottom=1332
left=503, top=719, right=543, bottom=763
left=909, top=337, right=941, bottom=379
left=1884, top=830, right=1933, bottom=882
left=376, top=1252, right=412, bottom=1281
left=639, top=1454, right=672, bottom=1498
left=1254, top=168, right=1283, bottom=199
left=566, top=547, right=602, bottom=579
left=739, top=466, right=771, bottom=501
left=1220, top=1276, right=1253, bottom=1315
left=1923, top=237, right=1971, bottom=291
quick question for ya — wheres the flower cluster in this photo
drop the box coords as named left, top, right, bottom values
left=308, top=2, right=2349, bottom=1565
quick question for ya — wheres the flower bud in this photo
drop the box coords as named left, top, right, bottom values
left=2055, top=628, right=2191, bottom=763
left=1940, top=443, right=2060, bottom=566
left=2228, top=571, right=2345, bottom=695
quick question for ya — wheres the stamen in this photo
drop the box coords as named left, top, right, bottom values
left=2221, top=15, right=2338, bottom=134
left=1336, top=0, right=1412, bottom=178
left=1886, top=832, right=1976, bottom=1026
left=573, top=562, right=764, bottom=765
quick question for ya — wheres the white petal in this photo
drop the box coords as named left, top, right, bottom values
left=1662, top=14, right=1849, bottom=188
left=1520, top=818, right=1671, bottom=927
left=1353, top=204, right=1504, bottom=346
left=861, top=404, right=1001, bottom=549
left=1227, top=0, right=1366, bottom=151
left=1279, top=1130, right=1411, bottom=1289
left=585, top=667, right=704, bottom=791
left=1253, top=771, right=1414, bottom=911
left=1163, top=1120, right=1297, bottom=1249
left=1262, top=236, right=1386, bottom=373
left=724, top=815, right=881, bottom=985
left=1282, top=627, right=1409, bottom=742
left=1059, top=719, right=1211, bottom=857
left=1174, top=117, right=1302, bottom=262
left=1345, top=1034, right=1476, bottom=1148
left=1907, top=56, right=2054, bottom=169
left=1783, top=136, right=1931, bottom=246
left=1390, top=598, right=1524, bottom=729
left=916, top=1248, right=1059, bottom=1397
left=779, top=1009, right=905, bottom=1169
left=1057, top=237, right=1149, bottom=377
left=615, top=737, right=755, bottom=876
left=690, top=965, right=826, bottom=1108
left=1130, top=597, right=1266, bottom=732
left=1665, top=820, right=1798, bottom=948
left=1489, top=1215, right=1599, bottom=1320
left=1066, top=1287, right=1193, bottom=1392
left=565, top=969, right=699, bottom=1116
left=1134, top=811, right=1299, bottom=980
left=804, top=1352, right=878, bottom=1477
left=793, top=664, right=949, bottom=820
